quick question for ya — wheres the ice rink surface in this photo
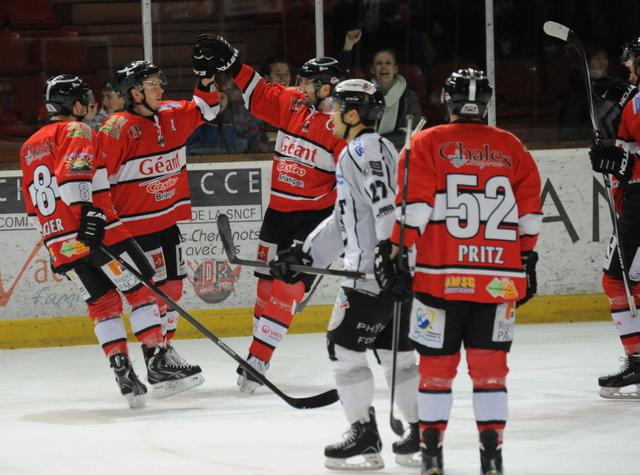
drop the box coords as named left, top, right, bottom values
left=0, top=321, right=638, bottom=475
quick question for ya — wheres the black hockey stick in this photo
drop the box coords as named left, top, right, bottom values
left=294, top=275, right=323, bottom=314
left=216, top=213, right=374, bottom=280
left=543, top=21, right=637, bottom=317
left=98, top=244, right=339, bottom=409
left=388, top=115, right=416, bottom=436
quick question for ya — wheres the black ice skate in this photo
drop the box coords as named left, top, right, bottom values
left=324, top=406, right=384, bottom=470
left=109, top=353, right=147, bottom=409
left=143, top=345, right=204, bottom=399
left=236, top=355, right=269, bottom=394
left=420, top=428, right=444, bottom=475
left=598, top=353, right=640, bottom=400
left=479, top=429, right=503, bottom=475
left=393, top=421, right=421, bottom=466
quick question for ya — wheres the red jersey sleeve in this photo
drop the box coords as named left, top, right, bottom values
left=55, top=122, right=96, bottom=220
left=391, top=130, right=437, bottom=247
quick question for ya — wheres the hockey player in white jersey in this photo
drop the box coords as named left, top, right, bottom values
left=270, top=79, right=419, bottom=470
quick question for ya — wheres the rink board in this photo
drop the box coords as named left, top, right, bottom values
left=0, top=150, right=615, bottom=348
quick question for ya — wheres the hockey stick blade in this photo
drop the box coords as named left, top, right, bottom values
left=542, top=21, right=569, bottom=42
left=98, top=244, right=339, bottom=409
left=216, top=214, right=373, bottom=280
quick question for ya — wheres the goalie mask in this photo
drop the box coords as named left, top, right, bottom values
left=332, top=79, right=385, bottom=126
left=441, top=68, right=493, bottom=120
left=44, top=74, right=92, bottom=118
left=115, top=60, right=167, bottom=106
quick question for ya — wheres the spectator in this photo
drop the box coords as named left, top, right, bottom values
left=87, top=80, right=125, bottom=130
left=370, top=48, right=422, bottom=150
left=260, top=57, right=292, bottom=87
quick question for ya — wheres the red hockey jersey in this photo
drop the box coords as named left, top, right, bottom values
left=97, top=87, right=219, bottom=236
left=391, top=122, right=542, bottom=303
left=614, top=93, right=640, bottom=211
left=20, top=121, right=131, bottom=268
left=233, top=64, right=346, bottom=211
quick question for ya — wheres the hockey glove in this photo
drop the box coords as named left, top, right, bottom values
left=192, top=34, right=241, bottom=78
left=374, top=239, right=413, bottom=302
left=589, top=143, right=634, bottom=183
left=77, top=205, right=106, bottom=251
left=269, top=242, right=312, bottom=284
left=517, top=251, right=538, bottom=307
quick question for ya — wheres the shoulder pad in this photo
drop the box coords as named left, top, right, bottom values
left=99, top=115, right=129, bottom=139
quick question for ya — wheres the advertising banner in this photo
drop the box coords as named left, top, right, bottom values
left=0, top=149, right=612, bottom=321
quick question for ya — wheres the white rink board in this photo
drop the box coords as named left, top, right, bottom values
left=0, top=149, right=610, bottom=320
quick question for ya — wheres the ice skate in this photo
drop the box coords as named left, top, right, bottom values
left=143, top=345, right=204, bottom=399
left=393, top=421, right=421, bottom=466
left=109, top=353, right=147, bottom=409
left=420, top=428, right=444, bottom=475
left=598, top=353, right=640, bottom=400
left=236, top=355, right=269, bottom=394
left=479, top=429, right=503, bottom=475
left=324, top=407, right=384, bottom=470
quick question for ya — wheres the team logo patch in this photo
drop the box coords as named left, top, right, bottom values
left=191, top=259, right=241, bottom=304
left=151, top=251, right=165, bottom=270
left=257, top=245, right=269, bottom=262
left=59, top=239, right=89, bottom=257
left=486, top=277, right=519, bottom=299
left=63, top=152, right=93, bottom=173
left=328, top=288, right=349, bottom=331
left=444, top=275, right=476, bottom=294
left=100, top=115, right=128, bottom=139
left=66, top=122, right=92, bottom=139
left=23, top=141, right=54, bottom=165
left=409, top=302, right=445, bottom=349
left=128, top=124, right=142, bottom=140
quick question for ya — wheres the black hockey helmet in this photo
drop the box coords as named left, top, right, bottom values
left=43, top=74, right=92, bottom=117
left=332, top=79, right=385, bottom=125
left=622, top=36, right=640, bottom=63
left=440, top=68, right=493, bottom=120
left=298, top=57, right=346, bottom=89
left=115, top=60, right=167, bottom=104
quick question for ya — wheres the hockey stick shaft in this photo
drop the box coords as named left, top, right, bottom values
left=389, top=114, right=415, bottom=436
left=543, top=21, right=637, bottom=317
left=216, top=214, right=373, bottom=280
left=98, top=244, right=339, bottom=409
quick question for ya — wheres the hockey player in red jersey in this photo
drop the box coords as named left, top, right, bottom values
left=97, top=58, right=221, bottom=395
left=20, top=74, right=186, bottom=408
left=588, top=36, right=640, bottom=400
left=192, top=34, right=347, bottom=392
left=375, top=69, right=542, bottom=475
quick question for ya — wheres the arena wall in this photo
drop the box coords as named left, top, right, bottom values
left=0, top=149, right=612, bottom=349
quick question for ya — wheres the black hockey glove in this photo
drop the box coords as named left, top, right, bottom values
left=269, top=242, right=312, bottom=284
left=589, top=143, right=634, bottom=182
left=77, top=205, right=106, bottom=251
left=374, top=239, right=413, bottom=302
left=192, top=34, right=241, bottom=78
left=517, top=251, right=538, bottom=307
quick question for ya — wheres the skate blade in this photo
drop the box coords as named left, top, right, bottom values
left=395, top=451, right=422, bottom=467
left=151, top=374, right=205, bottom=399
left=125, top=392, right=146, bottom=409
left=423, top=468, right=444, bottom=475
left=599, top=385, right=640, bottom=400
left=325, top=453, right=384, bottom=471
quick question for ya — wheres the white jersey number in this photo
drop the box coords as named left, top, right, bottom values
left=445, top=174, right=516, bottom=241
left=29, top=164, right=57, bottom=217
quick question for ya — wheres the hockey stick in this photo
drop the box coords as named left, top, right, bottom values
left=216, top=214, right=374, bottom=280
left=543, top=21, right=637, bottom=318
left=294, top=275, right=323, bottom=314
left=98, top=244, right=339, bottom=409
left=388, top=115, right=415, bottom=436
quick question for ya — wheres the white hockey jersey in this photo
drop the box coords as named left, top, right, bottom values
left=303, top=130, right=398, bottom=294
